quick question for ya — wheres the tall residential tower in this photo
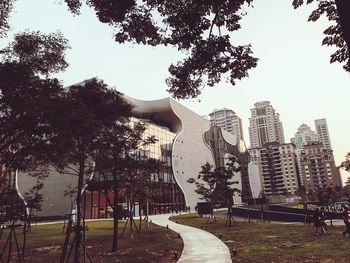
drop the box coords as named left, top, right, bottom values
left=291, top=123, right=319, bottom=153
left=209, top=108, right=244, bottom=141
left=314, top=118, right=332, bottom=149
left=248, top=101, right=285, bottom=148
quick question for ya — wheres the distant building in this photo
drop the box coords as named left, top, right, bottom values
left=18, top=88, right=250, bottom=217
left=299, top=142, right=341, bottom=193
left=209, top=108, right=244, bottom=141
left=248, top=101, right=285, bottom=148
left=291, top=124, right=319, bottom=152
left=248, top=142, right=299, bottom=196
left=314, top=118, right=332, bottom=149
left=204, top=125, right=251, bottom=201
left=291, top=124, right=319, bottom=186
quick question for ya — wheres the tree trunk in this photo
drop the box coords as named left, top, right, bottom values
left=112, top=189, right=119, bottom=252
left=139, top=202, right=142, bottom=231
left=228, top=199, right=232, bottom=227
left=112, top=156, right=119, bottom=252
left=74, top=146, right=85, bottom=262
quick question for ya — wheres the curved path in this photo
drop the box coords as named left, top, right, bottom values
left=149, top=213, right=231, bottom=263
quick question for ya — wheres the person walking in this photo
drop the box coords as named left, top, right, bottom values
left=342, top=205, right=350, bottom=237
left=313, top=207, right=321, bottom=236
left=320, top=207, right=328, bottom=235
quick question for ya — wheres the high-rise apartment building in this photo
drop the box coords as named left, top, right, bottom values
left=291, top=123, right=319, bottom=186
left=299, top=142, right=341, bottom=193
left=291, top=124, right=319, bottom=152
left=209, top=108, right=244, bottom=141
left=314, top=118, right=332, bottom=149
left=248, top=101, right=285, bottom=148
left=248, top=142, right=299, bottom=196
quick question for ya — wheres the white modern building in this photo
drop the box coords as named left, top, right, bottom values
left=209, top=108, right=244, bottom=141
left=314, top=118, right=332, bottom=150
left=17, top=87, right=255, bottom=217
left=248, top=101, right=285, bottom=148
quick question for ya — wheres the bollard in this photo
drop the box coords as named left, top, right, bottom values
left=200, top=225, right=204, bottom=229
left=219, top=233, right=222, bottom=239
left=166, top=224, right=169, bottom=229
left=177, top=233, right=181, bottom=238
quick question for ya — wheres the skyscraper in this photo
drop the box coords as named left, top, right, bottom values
left=209, top=108, right=244, bottom=141
left=314, top=118, right=332, bottom=149
left=248, top=101, right=285, bottom=148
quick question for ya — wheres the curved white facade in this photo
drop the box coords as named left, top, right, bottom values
left=17, top=92, right=248, bottom=215
left=127, top=96, right=215, bottom=210
left=17, top=167, right=79, bottom=217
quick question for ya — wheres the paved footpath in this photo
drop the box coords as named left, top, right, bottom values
left=149, top=213, right=232, bottom=263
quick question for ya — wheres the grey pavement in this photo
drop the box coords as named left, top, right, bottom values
left=149, top=213, right=232, bottom=263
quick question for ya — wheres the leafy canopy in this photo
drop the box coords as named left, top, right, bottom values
left=292, top=0, right=350, bottom=72
left=1, top=0, right=258, bottom=99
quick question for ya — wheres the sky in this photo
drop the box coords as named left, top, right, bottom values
left=1, top=0, right=350, bottom=182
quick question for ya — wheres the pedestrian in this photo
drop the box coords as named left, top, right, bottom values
left=320, top=207, right=328, bottom=235
left=342, top=205, right=350, bottom=237
left=313, top=207, right=321, bottom=236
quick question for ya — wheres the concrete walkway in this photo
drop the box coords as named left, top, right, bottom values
left=149, top=214, right=232, bottom=263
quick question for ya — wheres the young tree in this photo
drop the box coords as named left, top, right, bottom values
left=133, top=157, right=163, bottom=230
left=188, top=156, right=241, bottom=226
left=188, top=162, right=218, bottom=221
left=118, top=131, right=159, bottom=237
left=94, top=120, right=148, bottom=252
left=216, top=156, right=241, bottom=227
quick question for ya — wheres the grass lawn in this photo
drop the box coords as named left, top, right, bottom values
left=0, top=219, right=183, bottom=263
left=172, top=213, right=350, bottom=263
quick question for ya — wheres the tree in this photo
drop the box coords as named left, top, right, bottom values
left=341, top=152, right=350, bottom=198
left=50, top=78, right=134, bottom=262
left=0, top=0, right=14, bottom=38
left=293, top=0, right=350, bottom=72
left=295, top=186, right=307, bottom=203
left=132, top=157, right=163, bottom=231
left=215, top=156, right=241, bottom=226
left=1, top=0, right=258, bottom=100
left=341, top=152, right=350, bottom=171
left=0, top=30, right=69, bottom=164
left=2, top=1, right=350, bottom=99
left=188, top=156, right=241, bottom=226
left=94, top=119, right=153, bottom=252
left=188, top=162, right=218, bottom=221
left=0, top=30, right=70, bottom=214
left=69, top=0, right=259, bottom=99
left=0, top=30, right=70, bottom=261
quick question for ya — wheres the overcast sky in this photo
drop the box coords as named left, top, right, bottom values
left=2, top=0, right=350, bottom=182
